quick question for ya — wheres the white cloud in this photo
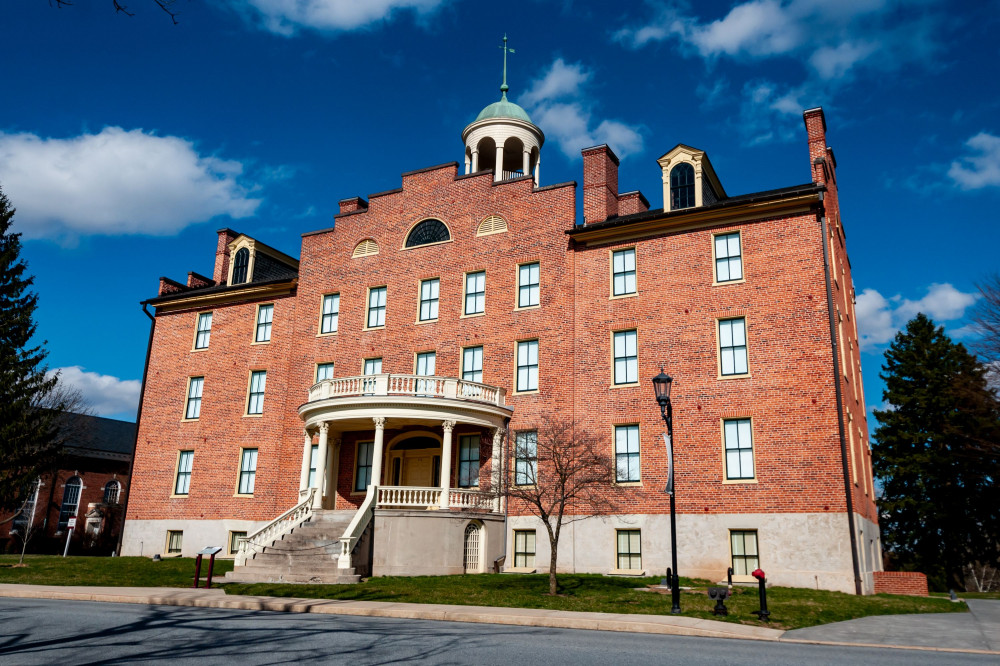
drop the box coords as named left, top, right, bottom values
left=49, top=366, right=141, bottom=418
left=948, top=132, right=1000, bottom=190
left=242, top=0, right=447, bottom=35
left=809, top=41, right=878, bottom=80
left=518, top=59, right=643, bottom=159
left=856, top=283, right=979, bottom=350
left=0, top=127, right=260, bottom=242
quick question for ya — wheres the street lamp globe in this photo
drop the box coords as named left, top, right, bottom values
left=652, top=368, right=673, bottom=406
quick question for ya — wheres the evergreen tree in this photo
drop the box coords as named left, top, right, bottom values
left=0, top=186, right=63, bottom=513
left=873, top=314, right=1000, bottom=590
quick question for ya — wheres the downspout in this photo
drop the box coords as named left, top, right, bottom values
left=116, top=301, right=156, bottom=556
left=819, top=197, right=862, bottom=595
left=500, top=415, right=511, bottom=570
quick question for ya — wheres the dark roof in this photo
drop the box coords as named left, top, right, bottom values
left=143, top=276, right=297, bottom=306
left=569, top=183, right=823, bottom=235
left=57, top=413, right=136, bottom=456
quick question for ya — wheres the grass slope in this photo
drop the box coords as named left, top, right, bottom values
left=0, top=555, right=233, bottom=587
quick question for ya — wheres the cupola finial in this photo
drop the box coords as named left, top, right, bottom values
left=499, top=33, right=515, bottom=100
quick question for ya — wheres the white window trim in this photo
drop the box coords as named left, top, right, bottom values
left=513, top=339, right=539, bottom=394
left=251, top=303, right=274, bottom=345
left=711, top=230, right=746, bottom=286
left=613, top=423, right=642, bottom=485
left=318, top=293, right=340, bottom=336
left=417, top=277, right=441, bottom=323
left=364, top=286, right=387, bottom=330
left=610, top=328, right=640, bottom=388
left=716, top=315, right=751, bottom=379
left=609, top=247, right=638, bottom=299
left=721, top=416, right=758, bottom=484
left=515, top=261, right=541, bottom=311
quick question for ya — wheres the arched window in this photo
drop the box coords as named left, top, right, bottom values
left=670, top=163, right=695, bottom=210
left=463, top=522, right=482, bottom=573
left=231, top=247, right=250, bottom=284
left=58, top=477, right=82, bottom=530
left=352, top=239, right=379, bottom=258
left=103, top=480, right=121, bottom=504
left=405, top=219, right=450, bottom=247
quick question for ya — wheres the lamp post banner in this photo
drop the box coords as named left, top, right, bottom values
left=662, top=432, right=674, bottom=495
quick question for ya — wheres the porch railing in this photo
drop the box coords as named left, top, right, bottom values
left=235, top=487, right=315, bottom=566
left=338, top=485, right=376, bottom=570
left=308, top=374, right=505, bottom=407
left=376, top=485, right=496, bottom=511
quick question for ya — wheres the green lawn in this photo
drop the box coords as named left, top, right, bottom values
left=223, top=574, right=966, bottom=631
left=0, top=555, right=233, bottom=587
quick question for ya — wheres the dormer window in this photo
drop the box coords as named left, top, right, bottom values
left=670, top=163, right=695, bottom=210
left=405, top=219, right=450, bottom=248
left=232, top=247, right=250, bottom=284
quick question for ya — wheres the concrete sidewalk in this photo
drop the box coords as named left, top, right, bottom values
left=1, top=583, right=997, bottom=656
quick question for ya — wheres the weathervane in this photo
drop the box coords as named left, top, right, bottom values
left=499, top=34, right=515, bottom=100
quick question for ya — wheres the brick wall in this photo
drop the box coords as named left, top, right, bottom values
left=873, top=571, right=929, bottom=596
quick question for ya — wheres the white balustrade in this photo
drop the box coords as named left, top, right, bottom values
left=374, top=485, right=496, bottom=511
left=308, top=374, right=505, bottom=406
left=235, top=488, right=315, bottom=566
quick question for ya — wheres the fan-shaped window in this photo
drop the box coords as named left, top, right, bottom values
left=352, top=239, right=379, bottom=258
left=103, top=480, right=121, bottom=504
left=405, top=219, right=450, bottom=248
left=670, top=163, right=695, bottom=210
left=232, top=247, right=250, bottom=284
left=477, top=215, right=508, bottom=237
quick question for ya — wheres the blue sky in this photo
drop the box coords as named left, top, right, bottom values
left=3, top=1, right=998, bottom=423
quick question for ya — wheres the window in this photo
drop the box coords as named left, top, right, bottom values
left=247, top=370, right=267, bottom=415
left=232, top=247, right=250, bottom=284
left=355, top=441, right=374, bottom=491
left=616, top=529, right=642, bottom=570
left=255, top=304, right=273, bottom=342
left=724, top=419, right=754, bottom=480
left=367, top=286, right=386, bottom=328
left=513, top=530, right=536, bottom=568
left=320, top=294, right=340, bottom=334
left=167, top=530, right=183, bottom=554
left=613, top=330, right=638, bottom=385
left=477, top=214, right=508, bottom=236
left=714, top=232, right=743, bottom=282
left=518, top=263, right=540, bottom=308
left=238, top=448, right=258, bottom=495
left=458, top=435, right=480, bottom=487
left=174, top=451, right=193, bottom=495
left=731, top=530, right=759, bottom=576
left=464, top=271, right=486, bottom=315
left=514, top=431, right=537, bottom=485
left=516, top=340, right=538, bottom=392
left=308, top=444, right=319, bottom=487
left=405, top=218, right=450, bottom=247
left=415, top=351, right=436, bottom=395
left=670, top=163, right=695, bottom=210
left=185, top=377, right=204, bottom=420
left=352, top=239, right=379, bottom=258
left=57, top=477, right=82, bottom=530
left=612, top=248, right=636, bottom=296
left=462, top=346, right=483, bottom=383
left=364, top=358, right=383, bottom=375
left=419, top=279, right=439, bottom=321
left=719, top=318, right=748, bottom=376
left=614, top=425, right=640, bottom=483
left=194, top=312, right=212, bottom=349
left=103, top=480, right=121, bottom=504
left=229, top=531, right=247, bottom=555
left=316, top=363, right=334, bottom=382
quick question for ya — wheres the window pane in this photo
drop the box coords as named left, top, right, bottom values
left=316, top=363, right=334, bottom=381
left=729, top=257, right=743, bottom=280
left=715, top=235, right=728, bottom=258
left=716, top=258, right=730, bottom=282
left=731, top=319, right=746, bottom=346
left=719, top=320, right=733, bottom=347
left=734, top=348, right=748, bottom=374
left=727, top=234, right=741, bottom=257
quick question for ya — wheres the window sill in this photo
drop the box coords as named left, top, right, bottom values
left=513, top=484, right=538, bottom=490
left=461, top=312, right=486, bottom=319
left=503, top=567, right=537, bottom=574
left=718, top=373, right=751, bottom=381
left=190, top=347, right=210, bottom=353
left=615, top=481, right=642, bottom=487
left=250, top=340, right=271, bottom=346
left=415, top=318, right=439, bottom=325
left=180, top=418, right=200, bottom=423
left=243, top=413, right=264, bottom=418
left=169, top=494, right=189, bottom=499
left=316, top=331, right=338, bottom=337
left=731, top=575, right=757, bottom=584
left=233, top=493, right=255, bottom=498
left=608, top=568, right=646, bottom=577
left=512, top=389, right=539, bottom=396
left=514, top=304, right=541, bottom=312
left=609, top=292, right=638, bottom=300
left=399, top=239, right=454, bottom=251
left=712, top=278, right=746, bottom=287
left=362, top=326, right=386, bottom=332
left=722, top=478, right=758, bottom=485
left=610, top=382, right=641, bottom=389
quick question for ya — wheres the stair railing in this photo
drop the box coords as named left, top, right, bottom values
left=338, top=484, right=377, bottom=570
left=235, top=488, right=316, bottom=566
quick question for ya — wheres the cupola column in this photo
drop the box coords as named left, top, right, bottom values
left=464, top=153, right=471, bottom=175
left=471, top=149, right=479, bottom=172
left=494, top=145, right=504, bottom=182
left=534, top=154, right=540, bottom=186
left=522, top=150, right=530, bottom=178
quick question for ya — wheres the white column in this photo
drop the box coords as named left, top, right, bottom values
left=439, top=420, right=456, bottom=508
left=522, top=150, right=530, bottom=177
left=494, top=145, right=504, bottom=181
left=313, top=422, right=329, bottom=509
left=299, top=429, right=312, bottom=493
left=471, top=150, right=479, bottom=172
left=464, top=152, right=471, bottom=175
left=491, top=427, right=505, bottom=513
left=331, top=438, right=341, bottom=510
left=534, top=154, right=541, bottom=186
left=370, top=417, right=386, bottom=489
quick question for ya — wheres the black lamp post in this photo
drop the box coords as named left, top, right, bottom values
left=652, top=368, right=681, bottom=614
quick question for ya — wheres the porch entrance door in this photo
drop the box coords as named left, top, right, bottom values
left=403, top=454, right=434, bottom=487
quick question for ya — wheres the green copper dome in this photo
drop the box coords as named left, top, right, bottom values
left=475, top=96, right=533, bottom=123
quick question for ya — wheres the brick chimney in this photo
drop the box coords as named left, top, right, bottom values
left=582, top=145, right=620, bottom=224
left=213, top=228, right=239, bottom=285
left=804, top=107, right=831, bottom=186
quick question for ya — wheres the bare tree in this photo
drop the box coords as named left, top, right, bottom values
left=10, top=479, right=42, bottom=566
left=500, top=415, right=618, bottom=595
left=966, top=561, right=999, bottom=593
left=49, top=0, right=180, bottom=24
left=972, top=273, right=1000, bottom=368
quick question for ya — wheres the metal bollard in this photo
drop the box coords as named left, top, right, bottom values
left=750, top=568, right=770, bottom=621
left=727, top=567, right=733, bottom=587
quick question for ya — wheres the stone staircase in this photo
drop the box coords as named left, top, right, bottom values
left=224, top=510, right=362, bottom=584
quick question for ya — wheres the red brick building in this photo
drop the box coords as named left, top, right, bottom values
left=122, top=90, right=880, bottom=593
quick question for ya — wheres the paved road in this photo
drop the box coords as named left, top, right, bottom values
left=0, top=598, right=994, bottom=665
